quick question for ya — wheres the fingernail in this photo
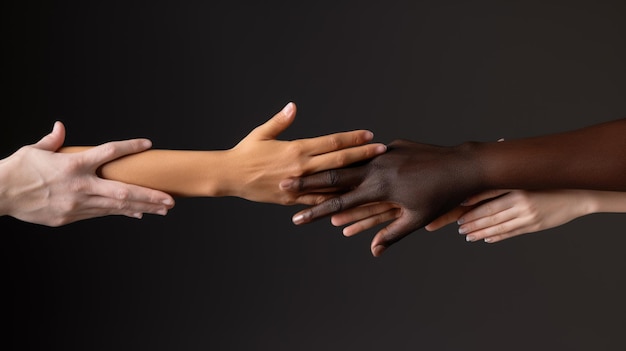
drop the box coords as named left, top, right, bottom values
left=457, top=218, right=465, bottom=225
left=282, top=102, right=294, bottom=117
left=466, top=235, right=475, bottom=242
left=365, top=131, right=374, bottom=140
left=279, top=179, right=294, bottom=190
left=458, top=226, right=467, bottom=234
left=157, top=208, right=168, bottom=216
left=292, top=213, right=305, bottom=225
left=484, top=237, right=493, bottom=243
left=134, top=213, right=143, bottom=219
left=372, top=245, right=386, bottom=257
left=162, top=198, right=174, bottom=206
left=142, top=139, right=152, bottom=148
left=375, top=144, right=387, bottom=153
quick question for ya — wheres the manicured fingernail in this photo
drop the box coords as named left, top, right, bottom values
left=282, top=102, right=294, bottom=117
left=157, top=208, right=168, bottom=216
left=484, top=237, right=493, bottom=243
left=372, top=245, right=386, bottom=257
left=375, top=144, right=387, bottom=153
left=466, top=235, right=475, bottom=242
left=457, top=218, right=465, bottom=225
left=292, top=213, right=305, bottom=225
left=458, top=226, right=467, bottom=234
left=142, top=139, right=152, bottom=148
left=134, top=213, right=143, bottom=219
left=162, top=198, right=174, bottom=206
left=365, top=131, right=374, bottom=140
left=279, top=179, right=294, bottom=190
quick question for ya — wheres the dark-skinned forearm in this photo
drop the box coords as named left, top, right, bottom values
left=467, top=118, right=626, bottom=192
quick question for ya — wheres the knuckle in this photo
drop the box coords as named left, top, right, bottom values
left=334, top=153, right=348, bottom=167
left=329, top=136, right=342, bottom=149
left=328, top=197, right=344, bottom=212
left=99, top=143, right=117, bottom=158
left=286, top=142, right=303, bottom=157
left=116, top=188, right=130, bottom=201
left=326, top=169, right=340, bottom=186
left=117, top=200, right=130, bottom=210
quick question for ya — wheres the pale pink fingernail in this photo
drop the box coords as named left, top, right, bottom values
left=281, top=102, right=294, bottom=117
left=134, top=213, right=143, bottom=219
left=162, top=198, right=174, bottom=206
left=375, top=145, right=387, bottom=153
left=466, top=235, right=475, bottom=242
left=157, top=208, right=168, bottom=216
left=484, top=237, right=493, bottom=243
left=292, top=214, right=304, bottom=225
left=279, top=179, right=294, bottom=190
left=365, top=131, right=374, bottom=140
left=458, top=226, right=467, bottom=234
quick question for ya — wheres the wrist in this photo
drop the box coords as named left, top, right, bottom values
left=453, top=141, right=489, bottom=194
left=575, top=190, right=600, bottom=216
left=209, top=149, right=240, bottom=198
left=0, top=156, right=15, bottom=216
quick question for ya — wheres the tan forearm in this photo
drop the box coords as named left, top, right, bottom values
left=60, top=147, right=233, bottom=197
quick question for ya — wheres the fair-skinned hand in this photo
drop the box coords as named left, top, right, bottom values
left=0, top=122, right=175, bottom=227
left=424, top=189, right=626, bottom=243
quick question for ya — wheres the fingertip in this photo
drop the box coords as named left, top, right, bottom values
left=374, top=144, right=387, bottom=154
left=292, top=213, right=305, bottom=225
left=371, top=245, right=386, bottom=257
left=140, top=139, right=153, bottom=149
left=281, top=102, right=296, bottom=119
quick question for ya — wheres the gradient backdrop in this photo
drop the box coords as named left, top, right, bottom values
left=3, top=1, right=626, bottom=350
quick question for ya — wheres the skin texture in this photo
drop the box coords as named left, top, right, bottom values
left=283, top=118, right=626, bottom=256
left=329, top=190, right=626, bottom=243
left=0, top=122, right=175, bottom=227
left=426, top=189, right=626, bottom=243
left=61, top=102, right=387, bottom=205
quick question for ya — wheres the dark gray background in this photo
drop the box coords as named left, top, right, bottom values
left=3, top=1, right=625, bottom=350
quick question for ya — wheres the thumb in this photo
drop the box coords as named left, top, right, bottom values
left=247, top=102, right=296, bottom=140
left=33, top=121, right=66, bottom=151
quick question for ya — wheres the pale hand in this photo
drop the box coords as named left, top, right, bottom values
left=0, top=122, right=175, bottom=226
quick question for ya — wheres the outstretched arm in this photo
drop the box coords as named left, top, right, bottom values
left=62, top=102, right=387, bottom=205
left=0, top=122, right=175, bottom=226
left=282, top=117, right=626, bottom=256
left=424, top=189, right=626, bottom=243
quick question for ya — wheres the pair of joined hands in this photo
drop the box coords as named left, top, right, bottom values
left=0, top=103, right=385, bottom=226
left=283, top=117, right=626, bottom=256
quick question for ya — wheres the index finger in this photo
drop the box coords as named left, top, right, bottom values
left=80, top=139, right=153, bottom=167
left=297, top=130, right=374, bottom=155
